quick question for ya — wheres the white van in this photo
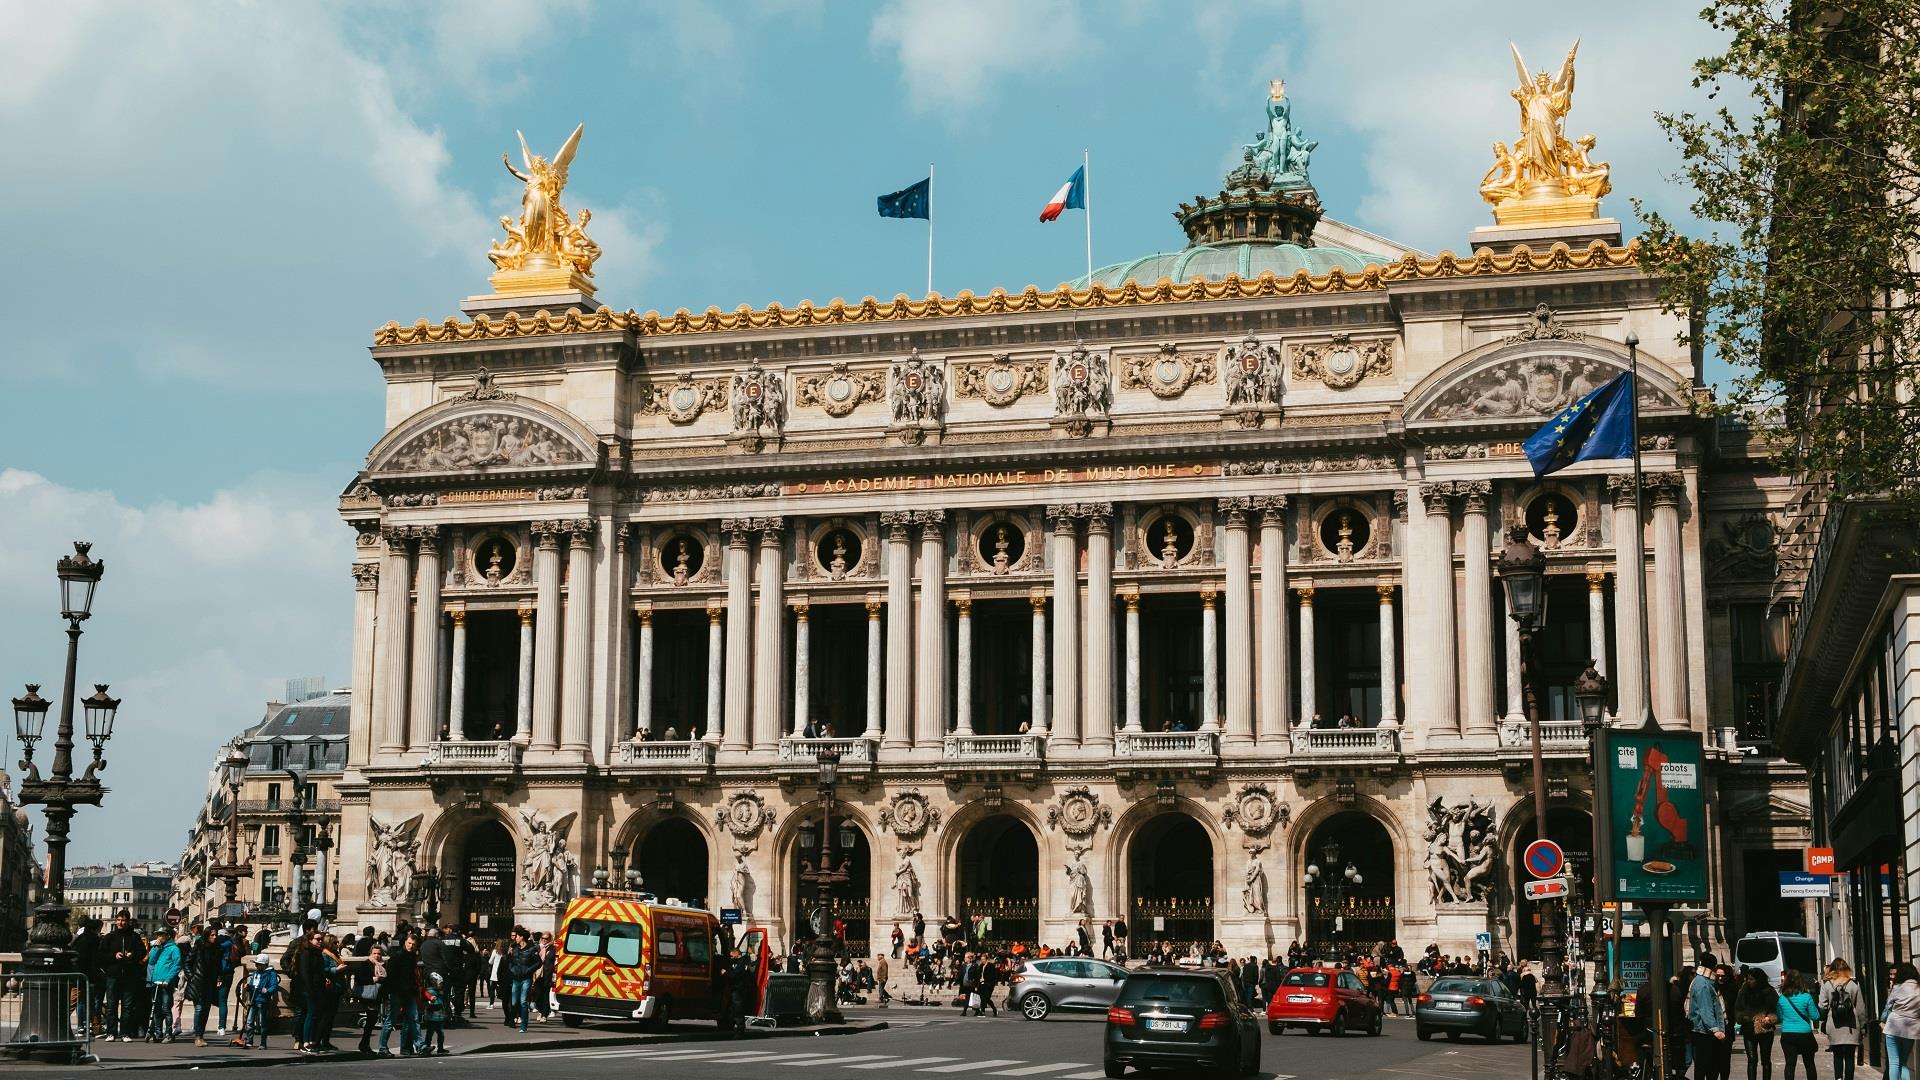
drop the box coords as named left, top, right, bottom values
left=1732, top=932, right=1820, bottom=988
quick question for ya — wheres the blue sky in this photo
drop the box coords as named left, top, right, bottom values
left=0, top=0, right=1724, bottom=863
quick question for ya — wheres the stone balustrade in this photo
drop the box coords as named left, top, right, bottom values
left=613, top=739, right=716, bottom=769
left=421, top=739, right=524, bottom=770
left=941, top=733, right=1047, bottom=762
left=1288, top=726, right=1401, bottom=758
left=776, top=736, right=879, bottom=767
left=1113, top=729, right=1220, bottom=761
left=1495, top=718, right=1589, bottom=750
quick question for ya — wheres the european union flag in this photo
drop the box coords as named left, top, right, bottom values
left=1522, top=371, right=1636, bottom=477
left=877, top=177, right=930, bottom=220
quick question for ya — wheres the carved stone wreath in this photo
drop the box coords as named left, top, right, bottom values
left=1291, top=333, right=1393, bottom=390
left=955, top=354, right=1047, bottom=407
left=715, top=791, right=778, bottom=843
left=1221, top=783, right=1290, bottom=838
left=1120, top=344, right=1217, bottom=400
left=1046, top=786, right=1113, bottom=841
left=877, top=790, right=942, bottom=842
left=796, top=360, right=884, bottom=418
left=641, top=372, right=727, bottom=424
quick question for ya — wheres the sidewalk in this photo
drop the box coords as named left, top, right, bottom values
left=70, top=1007, right=886, bottom=1071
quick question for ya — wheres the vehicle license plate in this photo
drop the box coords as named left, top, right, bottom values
left=1287, top=995, right=1314, bottom=1004
left=1435, top=1001, right=1461, bottom=1010
left=562, top=976, right=590, bottom=988
left=1146, top=1019, right=1188, bottom=1032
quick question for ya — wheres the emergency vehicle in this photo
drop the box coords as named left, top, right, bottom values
left=552, top=889, right=769, bottom=1029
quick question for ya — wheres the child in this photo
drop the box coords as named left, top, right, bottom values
left=242, top=955, right=279, bottom=1049
left=421, top=972, right=449, bottom=1055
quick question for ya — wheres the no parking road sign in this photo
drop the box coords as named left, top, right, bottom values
left=1523, top=839, right=1566, bottom=880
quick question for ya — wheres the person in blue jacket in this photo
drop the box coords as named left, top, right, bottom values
left=145, top=932, right=184, bottom=1042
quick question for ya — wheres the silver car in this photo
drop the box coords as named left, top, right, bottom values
left=1012, top=958, right=1129, bottom=1020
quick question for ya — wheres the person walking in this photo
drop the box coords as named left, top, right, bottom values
left=183, top=925, right=224, bottom=1046
left=875, top=954, right=891, bottom=1006
left=1689, top=952, right=1732, bottom=1080
left=1776, top=969, right=1822, bottom=1080
left=487, top=939, right=505, bottom=1008
left=355, top=944, right=387, bottom=1054
left=505, top=929, right=539, bottom=1033
left=1820, top=959, right=1865, bottom=1080
left=240, top=955, right=279, bottom=1049
left=534, top=932, right=558, bottom=1022
left=1884, top=962, right=1920, bottom=1080
left=1734, top=967, right=1779, bottom=1080
left=978, top=955, right=1002, bottom=1017
left=379, top=931, right=423, bottom=1056
left=101, top=910, right=146, bottom=1042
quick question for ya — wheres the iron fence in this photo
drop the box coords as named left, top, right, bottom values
left=0, top=971, right=93, bottom=1063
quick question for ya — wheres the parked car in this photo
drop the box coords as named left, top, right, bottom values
left=1012, top=957, right=1129, bottom=1020
left=1414, top=977, right=1528, bottom=1043
left=1104, top=967, right=1261, bottom=1078
left=1265, top=966, right=1384, bottom=1036
left=1733, top=933, right=1819, bottom=989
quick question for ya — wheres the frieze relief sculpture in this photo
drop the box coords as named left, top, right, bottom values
left=1222, top=334, right=1284, bottom=427
left=487, top=125, right=602, bottom=293
left=1290, top=334, right=1393, bottom=390
left=1052, top=342, right=1112, bottom=437
left=520, top=809, right=579, bottom=908
left=796, top=360, right=884, bottom=419
left=888, top=349, right=948, bottom=444
left=1424, top=796, right=1497, bottom=905
left=1120, top=343, right=1216, bottom=400
left=641, top=372, right=728, bottom=424
left=1046, top=786, right=1114, bottom=841
left=366, top=815, right=422, bottom=908
left=382, top=414, right=586, bottom=472
left=877, top=790, right=941, bottom=842
left=1425, top=356, right=1623, bottom=421
left=729, top=363, right=786, bottom=449
left=955, top=353, right=1047, bottom=407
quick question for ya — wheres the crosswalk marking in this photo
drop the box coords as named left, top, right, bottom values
left=1058, top=1072, right=1111, bottom=1080
left=989, top=1065, right=1095, bottom=1077
left=778, top=1054, right=901, bottom=1067
left=848, top=1057, right=960, bottom=1070
left=919, top=1060, right=1026, bottom=1073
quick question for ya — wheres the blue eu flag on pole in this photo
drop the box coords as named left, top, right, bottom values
left=877, top=177, right=931, bottom=220
left=1522, top=371, right=1636, bottom=477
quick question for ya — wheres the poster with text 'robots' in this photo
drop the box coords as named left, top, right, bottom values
left=1605, top=731, right=1707, bottom=903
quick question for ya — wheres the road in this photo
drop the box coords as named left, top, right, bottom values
left=88, top=1009, right=1536, bottom=1078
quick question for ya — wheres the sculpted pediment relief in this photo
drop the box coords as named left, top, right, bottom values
left=367, top=399, right=599, bottom=476
left=1406, top=341, right=1689, bottom=424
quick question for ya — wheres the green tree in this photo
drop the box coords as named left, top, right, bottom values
left=1639, top=2, right=1920, bottom=499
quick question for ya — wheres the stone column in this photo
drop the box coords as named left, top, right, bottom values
left=349, top=560, right=379, bottom=767
left=1606, top=476, right=1648, bottom=727
left=863, top=597, right=884, bottom=738
left=448, top=608, right=468, bottom=740
left=531, top=523, right=564, bottom=751
left=1587, top=570, right=1610, bottom=677
left=1201, top=583, right=1220, bottom=731
left=373, top=531, right=412, bottom=754
left=915, top=511, right=948, bottom=748
left=409, top=526, right=444, bottom=749
left=635, top=605, right=654, bottom=739
left=1376, top=584, right=1398, bottom=728
left=721, top=518, right=754, bottom=753
left=561, top=521, right=595, bottom=753
left=1458, top=481, right=1497, bottom=736
left=1048, top=506, right=1081, bottom=746
left=1029, top=590, right=1050, bottom=736
left=704, top=598, right=725, bottom=742
left=1256, top=497, right=1290, bottom=743
left=791, top=597, right=810, bottom=738
left=1504, top=593, right=1525, bottom=723
left=515, top=601, right=534, bottom=743
left=954, top=596, right=974, bottom=735
left=1648, top=473, right=1690, bottom=729
left=1296, top=585, right=1316, bottom=725
left=1420, top=482, right=1461, bottom=737
left=1082, top=505, right=1115, bottom=752
left=1124, top=587, right=1142, bottom=733
left=1220, top=498, right=1255, bottom=747
left=882, top=512, right=914, bottom=750
left=752, top=517, right=786, bottom=750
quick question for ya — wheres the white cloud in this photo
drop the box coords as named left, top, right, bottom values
left=0, top=468, right=352, bottom=864
left=871, top=0, right=1089, bottom=112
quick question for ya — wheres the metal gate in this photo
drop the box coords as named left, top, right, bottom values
left=1127, top=898, right=1215, bottom=957
left=1305, top=893, right=1396, bottom=959
left=961, top=897, right=1037, bottom=948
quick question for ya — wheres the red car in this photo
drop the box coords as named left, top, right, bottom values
left=1265, top=967, right=1384, bottom=1037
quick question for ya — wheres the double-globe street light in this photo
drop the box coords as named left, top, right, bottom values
left=10, top=542, right=123, bottom=1051
left=1304, top=839, right=1363, bottom=956
left=797, top=746, right=849, bottom=1025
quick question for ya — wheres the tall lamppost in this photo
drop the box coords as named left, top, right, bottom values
left=1574, top=660, right=1612, bottom=982
left=1304, top=839, right=1362, bottom=956
left=796, top=747, right=848, bottom=1024
left=10, top=541, right=121, bottom=1053
left=208, top=746, right=254, bottom=918
left=1498, top=524, right=1565, bottom=1003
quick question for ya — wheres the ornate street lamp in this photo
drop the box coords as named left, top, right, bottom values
left=1303, top=839, right=1362, bottom=956
left=796, top=747, right=848, bottom=1024
left=1574, top=661, right=1614, bottom=977
left=1499, top=525, right=1565, bottom=1004
left=10, top=542, right=122, bottom=1056
left=208, top=746, right=255, bottom=917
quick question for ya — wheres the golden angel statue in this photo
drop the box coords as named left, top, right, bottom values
left=488, top=123, right=601, bottom=290
left=1483, top=41, right=1609, bottom=221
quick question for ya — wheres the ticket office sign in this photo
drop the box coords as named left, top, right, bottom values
left=1605, top=730, right=1708, bottom=903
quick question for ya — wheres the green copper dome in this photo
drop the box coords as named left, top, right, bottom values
left=1072, top=241, right=1381, bottom=289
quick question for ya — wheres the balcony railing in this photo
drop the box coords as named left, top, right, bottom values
left=942, top=733, right=1047, bottom=762
left=776, top=737, right=878, bottom=766
left=236, top=799, right=341, bottom=814
left=1496, top=719, right=1590, bottom=751
left=422, top=740, right=524, bottom=770
left=1289, top=726, right=1401, bottom=757
left=1113, top=730, right=1220, bottom=760
left=613, top=739, right=716, bottom=769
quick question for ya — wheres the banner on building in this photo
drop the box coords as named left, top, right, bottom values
left=1604, top=730, right=1708, bottom=903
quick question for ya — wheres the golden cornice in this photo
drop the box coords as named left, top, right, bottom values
left=374, top=241, right=1641, bottom=347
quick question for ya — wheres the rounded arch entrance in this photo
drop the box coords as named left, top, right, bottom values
left=1300, top=811, right=1396, bottom=959
left=955, top=815, right=1041, bottom=947
left=1505, top=807, right=1594, bottom=961
left=631, top=816, right=711, bottom=909
left=440, top=815, right=519, bottom=937
left=1125, top=810, right=1217, bottom=957
left=783, top=802, right=873, bottom=958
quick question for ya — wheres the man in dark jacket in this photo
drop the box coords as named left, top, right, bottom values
left=101, top=911, right=147, bottom=1041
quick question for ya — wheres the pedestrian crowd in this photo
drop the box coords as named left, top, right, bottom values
left=1675, top=953, right=1919, bottom=1080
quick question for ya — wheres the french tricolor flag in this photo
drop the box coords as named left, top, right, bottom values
left=1039, top=165, right=1086, bottom=222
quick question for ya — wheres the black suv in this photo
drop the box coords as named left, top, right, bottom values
left=1103, top=967, right=1261, bottom=1077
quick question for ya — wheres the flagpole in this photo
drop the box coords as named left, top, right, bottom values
left=1083, top=148, right=1093, bottom=284
left=927, top=161, right=935, bottom=296
left=1626, top=332, right=1655, bottom=734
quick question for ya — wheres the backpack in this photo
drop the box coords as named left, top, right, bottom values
left=1828, top=982, right=1857, bottom=1029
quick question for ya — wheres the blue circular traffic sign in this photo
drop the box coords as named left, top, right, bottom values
left=1523, top=839, right=1565, bottom=879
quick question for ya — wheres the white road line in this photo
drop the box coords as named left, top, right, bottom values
left=988, top=1065, right=1094, bottom=1077
left=1057, top=1072, right=1110, bottom=1080
left=918, top=1060, right=1026, bottom=1073
left=847, top=1057, right=961, bottom=1070
left=778, top=1054, right=901, bottom=1067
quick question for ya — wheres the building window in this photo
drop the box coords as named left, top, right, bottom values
left=270, top=742, right=287, bottom=770
left=1729, top=602, right=1784, bottom=743
left=306, top=743, right=323, bottom=770
left=263, top=825, right=281, bottom=856
left=265, top=783, right=281, bottom=810
left=262, top=869, right=280, bottom=905
left=304, top=783, right=318, bottom=805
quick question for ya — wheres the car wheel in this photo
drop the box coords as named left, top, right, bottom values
left=644, top=998, right=671, bottom=1033
left=1416, top=1026, right=1431, bottom=1041
left=1369, top=1010, right=1383, bottom=1037
left=1446, top=1030, right=1461, bottom=1042
left=1103, top=1060, right=1126, bottom=1079
left=560, top=1013, right=582, bottom=1029
left=1331, top=1011, right=1347, bottom=1038
left=1268, top=1022, right=1282, bottom=1035
left=1020, top=992, right=1052, bottom=1021
left=1242, top=1038, right=1260, bottom=1077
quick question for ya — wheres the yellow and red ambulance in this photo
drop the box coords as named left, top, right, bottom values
left=552, top=889, right=769, bottom=1028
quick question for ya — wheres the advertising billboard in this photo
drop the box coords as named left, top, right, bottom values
left=1604, top=730, right=1708, bottom=903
